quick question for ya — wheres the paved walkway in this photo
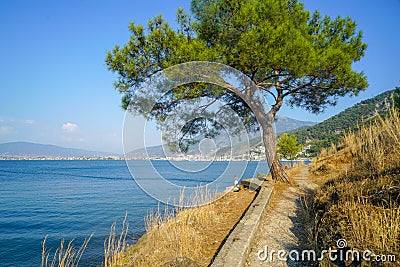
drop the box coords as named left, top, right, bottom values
left=244, top=166, right=318, bottom=267
left=210, top=166, right=319, bottom=267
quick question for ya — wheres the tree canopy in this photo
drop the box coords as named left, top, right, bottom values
left=277, top=133, right=303, bottom=164
left=105, top=0, right=368, bottom=181
left=106, top=0, right=367, bottom=117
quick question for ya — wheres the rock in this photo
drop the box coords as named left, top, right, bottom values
left=240, top=177, right=264, bottom=190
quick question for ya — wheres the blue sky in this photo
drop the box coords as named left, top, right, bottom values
left=0, top=0, right=399, bottom=153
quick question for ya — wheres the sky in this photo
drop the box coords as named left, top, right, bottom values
left=0, top=0, right=399, bottom=154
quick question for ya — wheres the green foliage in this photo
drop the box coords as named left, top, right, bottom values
left=277, top=133, right=303, bottom=161
left=292, top=89, right=395, bottom=156
left=105, top=0, right=368, bottom=168
left=394, top=86, right=400, bottom=110
left=191, top=0, right=368, bottom=113
left=106, top=0, right=367, bottom=117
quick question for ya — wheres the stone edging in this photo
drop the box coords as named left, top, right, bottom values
left=210, top=184, right=274, bottom=267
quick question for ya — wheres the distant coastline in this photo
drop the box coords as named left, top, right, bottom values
left=0, top=156, right=124, bottom=161
left=0, top=156, right=312, bottom=163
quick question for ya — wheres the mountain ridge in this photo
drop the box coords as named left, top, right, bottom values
left=0, top=141, right=120, bottom=158
left=127, top=115, right=317, bottom=158
left=0, top=115, right=317, bottom=158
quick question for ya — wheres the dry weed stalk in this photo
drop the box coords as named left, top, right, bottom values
left=131, top=185, right=222, bottom=266
left=41, top=233, right=93, bottom=267
left=103, top=212, right=129, bottom=267
left=345, top=107, right=400, bottom=173
left=343, top=201, right=400, bottom=253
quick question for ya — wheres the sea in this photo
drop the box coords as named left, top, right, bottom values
left=0, top=160, right=270, bottom=267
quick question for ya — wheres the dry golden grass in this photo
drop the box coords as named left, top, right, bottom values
left=41, top=186, right=255, bottom=267
left=41, top=184, right=255, bottom=267
left=108, top=186, right=256, bottom=267
left=305, top=107, right=400, bottom=266
left=341, top=201, right=399, bottom=253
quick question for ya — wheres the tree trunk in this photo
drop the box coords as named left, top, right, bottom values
left=270, top=155, right=290, bottom=183
left=231, top=78, right=289, bottom=182
left=259, top=112, right=290, bottom=183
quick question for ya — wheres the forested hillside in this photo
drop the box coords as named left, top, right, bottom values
left=293, top=89, right=395, bottom=155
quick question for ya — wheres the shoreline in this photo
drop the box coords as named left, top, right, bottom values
left=0, top=158, right=312, bottom=162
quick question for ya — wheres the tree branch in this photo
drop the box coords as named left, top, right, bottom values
left=256, top=84, right=277, bottom=102
left=282, top=76, right=318, bottom=98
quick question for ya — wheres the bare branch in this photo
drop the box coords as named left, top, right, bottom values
left=194, top=97, right=220, bottom=113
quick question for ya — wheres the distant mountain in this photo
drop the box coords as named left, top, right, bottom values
left=0, top=142, right=119, bottom=158
left=126, top=144, right=165, bottom=159
left=292, top=89, right=394, bottom=155
left=127, top=115, right=316, bottom=158
left=275, top=115, right=317, bottom=133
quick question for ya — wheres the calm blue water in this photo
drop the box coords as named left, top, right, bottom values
left=0, top=160, right=268, bottom=267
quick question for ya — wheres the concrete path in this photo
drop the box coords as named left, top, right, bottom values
left=210, top=166, right=318, bottom=267
left=210, top=184, right=274, bottom=267
left=244, top=166, right=318, bottom=267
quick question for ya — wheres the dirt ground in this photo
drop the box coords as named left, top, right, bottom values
left=198, top=187, right=258, bottom=264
